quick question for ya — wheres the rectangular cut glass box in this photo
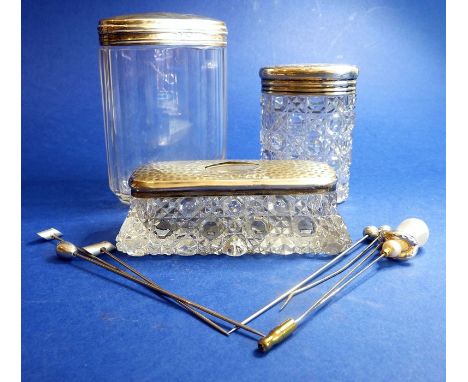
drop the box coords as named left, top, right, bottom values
left=116, top=160, right=351, bottom=256
left=259, top=64, right=358, bottom=203
left=98, top=13, right=227, bottom=203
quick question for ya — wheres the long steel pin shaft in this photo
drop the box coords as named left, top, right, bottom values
left=50, top=233, right=261, bottom=336
left=227, top=235, right=370, bottom=334
left=258, top=220, right=429, bottom=352
left=53, top=235, right=229, bottom=335
left=70, top=249, right=265, bottom=337
left=99, top=248, right=229, bottom=336
left=296, top=247, right=383, bottom=324
left=281, top=237, right=381, bottom=309
left=257, top=248, right=384, bottom=352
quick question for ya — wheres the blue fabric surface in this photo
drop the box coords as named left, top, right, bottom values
left=22, top=1, right=445, bottom=381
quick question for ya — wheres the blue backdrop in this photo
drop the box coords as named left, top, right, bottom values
left=22, top=1, right=445, bottom=381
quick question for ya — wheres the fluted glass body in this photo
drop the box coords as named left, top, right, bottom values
left=100, top=46, right=227, bottom=202
left=260, top=93, right=356, bottom=202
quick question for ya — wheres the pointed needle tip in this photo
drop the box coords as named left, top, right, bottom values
left=280, top=295, right=293, bottom=311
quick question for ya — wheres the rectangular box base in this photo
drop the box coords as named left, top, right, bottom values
left=117, top=192, right=351, bottom=256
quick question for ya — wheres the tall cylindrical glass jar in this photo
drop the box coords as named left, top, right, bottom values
left=259, top=64, right=358, bottom=202
left=98, top=13, right=227, bottom=202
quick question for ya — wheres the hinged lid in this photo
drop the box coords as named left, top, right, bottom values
left=130, top=160, right=337, bottom=197
left=98, top=12, right=227, bottom=46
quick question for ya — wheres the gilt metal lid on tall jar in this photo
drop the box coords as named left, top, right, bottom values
left=98, top=13, right=227, bottom=46
left=260, top=64, right=358, bottom=95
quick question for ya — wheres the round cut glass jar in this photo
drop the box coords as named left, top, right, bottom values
left=98, top=13, right=227, bottom=202
left=259, top=64, right=358, bottom=202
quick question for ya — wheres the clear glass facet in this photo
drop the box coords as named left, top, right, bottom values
left=260, top=93, right=356, bottom=202
left=116, top=193, right=351, bottom=256
left=99, top=46, right=227, bottom=202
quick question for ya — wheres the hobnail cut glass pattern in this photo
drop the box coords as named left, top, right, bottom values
left=116, top=193, right=351, bottom=256
left=260, top=93, right=356, bottom=202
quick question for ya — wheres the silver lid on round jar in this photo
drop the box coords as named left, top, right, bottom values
left=98, top=12, right=227, bottom=46
left=260, top=64, right=358, bottom=95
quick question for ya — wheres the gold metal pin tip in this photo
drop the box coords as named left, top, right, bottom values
left=257, top=318, right=297, bottom=352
